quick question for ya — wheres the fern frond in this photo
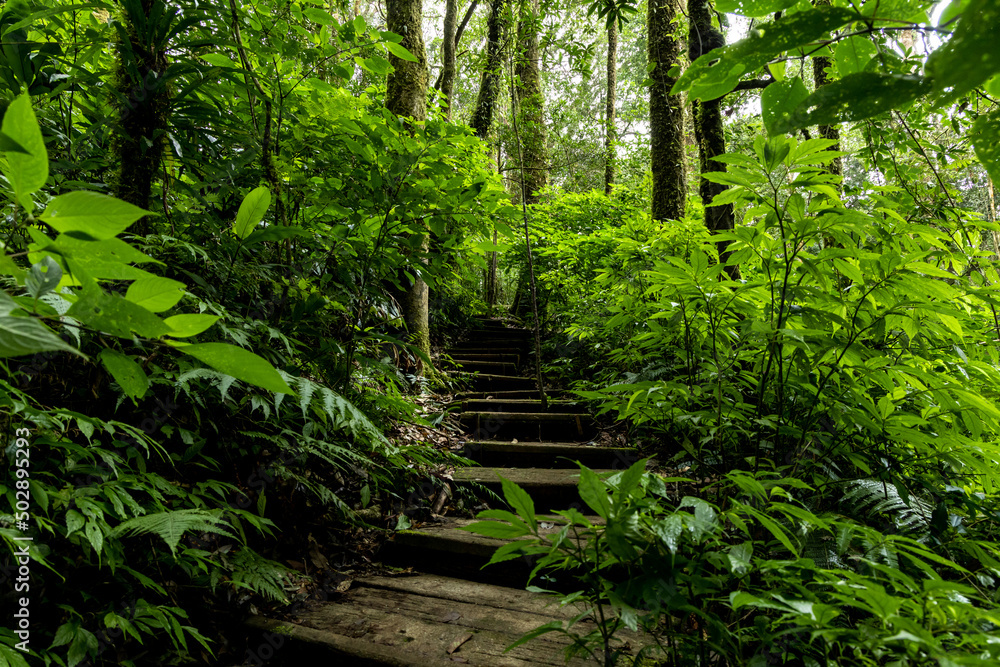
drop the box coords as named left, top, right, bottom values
left=113, top=509, right=235, bottom=557
left=840, top=479, right=933, bottom=536
left=177, top=368, right=238, bottom=402
left=227, top=548, right=294, bottom=603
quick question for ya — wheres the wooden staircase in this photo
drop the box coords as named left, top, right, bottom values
left=246, top=318, right=640, bottom=666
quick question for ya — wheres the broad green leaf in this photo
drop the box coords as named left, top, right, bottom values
left=653, top=514, right=684, bottom=553
left=243, top=225, right=309, bottom=246
left=767, top=60, right=786, bottom=81
left=0, top=315, right=83, bottom=358
left=0, top=290, right=18, bottom=315
left=761, top=77, right=808, bottom=137
left=0, top=252, right=26, bottom=283
left=201, top=53, right=238, bottom=68
left=1, top=94, right=48, bottom=209
left=68, top=287, right=173, bottom=338
left=673, top=8, right=857, bottom=101
left=834, top=35, right=877, bottom=76
left=43, top=234, right=159, bottom=282
left=173, top=342, right=294, bottom=394
left=715, top=0, right=800, bottom=17
left=500, top=476, right=536, bottom=531
left=125, top=276, right=185, bottom=312
left=727, top=541, right=753, bottom=575
left=972, top=107, right=1000, bottom=184
left=98, top=348, right=149, bottom=400
left=233, top=186, right=271, bottom=240
left=0, top=130, right=28, bottom=154
left=386, top=41, right=418, bottom=62
left=926, top=0, right=1000, bottom=103
left=163, top=313, right=219, bottom=338
left=353, top=14, right=366, bottom=34
left=40, top=192, right=151, bottom=240
left=26, top=256, right=62, bottom=299
left=612, top=457, right=647, bottom=503
left=303, top=7, right=335, bottom=24
left=67, top=625, right=98, bottom=667
left=577, top=465, right=611, bottom=519
left=460, top=519, right=531, bottom=539
left=773, top=73, right=931, bottom=134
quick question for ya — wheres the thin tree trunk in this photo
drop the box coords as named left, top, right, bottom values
left=386, top=0, right=431, bottom=365
left=604, top=19, right=617, bottom=196
left=648, top=0, right=686, bottom=222
left=688, top=0, right=731, bottom=234
left=688, top=0, right=739, bottom=277
left=514, top=0, right=547, bottom=204
left=812, top=0, right=842, bottom=179
left=471, top=0, right=507, bottom=139
left=111, top=0, right=170, bottom=232
left=438, top=0, right=458, bottom=118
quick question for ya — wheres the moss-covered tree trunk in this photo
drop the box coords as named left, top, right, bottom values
left=471, top=0, right=507, bottom=139
left=605, top=19, right=617, bottom=196
left=386, top=0, right=431, bottom=364
left=387, top=0, right=429, bottom=121
left=111, top=0, right=170, bottom=230
left=648, top=0, right=686, bottom=222
left=438, top=0, right=458, bottom=118
left=514, top=0, right=547, bottom=205
left=688, top=0, right=731, bottom=233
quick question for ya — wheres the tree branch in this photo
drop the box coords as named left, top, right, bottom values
left=732, top=77, right=774, bottom=92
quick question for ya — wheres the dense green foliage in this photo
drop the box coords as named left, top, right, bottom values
left=2, top=0, right=1000, bottom=664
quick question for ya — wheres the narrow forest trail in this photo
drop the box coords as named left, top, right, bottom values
left=245, top=318, right=643, bottom=666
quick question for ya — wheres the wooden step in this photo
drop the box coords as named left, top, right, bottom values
left=460, top=374, right=537, bottom=392
left=447, top=347, right=525, bottom=357
left=462, top=440, right=637, bottom=469
left=461, top=399, right=587, bottom=414
left=465, top=327, right=532, bottom=337
left=453, top=467, right=614, bottom=510
left=455, top=389, right=557, bottom=401
left=447, top=353, right=521, bottom=364
left=245, top=573, right=648, bottom=666
left=384, top=517, right=600, bottom=582
left=449, top=360, right=519, bottom=375
left=459, top=412, right=596, bottom=441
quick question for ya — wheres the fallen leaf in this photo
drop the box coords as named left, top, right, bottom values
left=447, top=632, right=474, bottom=654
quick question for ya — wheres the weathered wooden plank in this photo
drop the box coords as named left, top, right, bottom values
left=289, top=580, right=599, bottom=666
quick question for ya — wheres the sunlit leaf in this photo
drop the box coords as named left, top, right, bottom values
left=1, top=94, right=49, bottom=209
left=172, top=342, right=294, bottom=394
left=40, top=192, right=151, bottom=240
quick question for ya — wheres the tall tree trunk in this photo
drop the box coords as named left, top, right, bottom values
left=386, top=0, right=429, bottom=121
left=604, top=19, right=617, bottom=196
left=436, top=0, right=479, bottom=118
left=386, top=0, right=431, bottom=365
left=648, top=0, right=686, bottom=222
left=514, top=0, right=546, bottom=204
left=688, top=0, right=731, bottom=234
left=812, top=0, right=842, bottom=179
left=471, top=0, right=507, bottom=139
left=438, top=0, right=458, bottom=118
left=111, top=0, right=170, bottom=230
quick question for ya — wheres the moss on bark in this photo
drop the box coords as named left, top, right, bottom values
left=648, top=0, right=686, bottom=222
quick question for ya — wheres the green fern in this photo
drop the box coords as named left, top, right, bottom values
left=840, top=479, right=933, bottom=536
left=226, top=548, right=293, bottom=603
left=113, top=509, right=236, bottom=557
